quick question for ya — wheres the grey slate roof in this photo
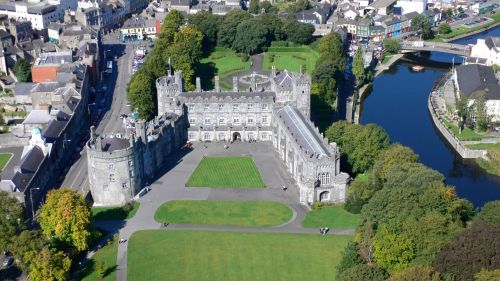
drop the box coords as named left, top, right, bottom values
left=180, top=91, right=276, bottom=101
left=42, top=120, right=67, bottom=141
left=19, top=146, right=44, bottom=174
left=13, top=82, right=36, bottom=96
left=278, top=105, right=331, bottom=159
left=456, top=64, right=500, bottom=100
left=101, top=137, right=130, bottom=152
left=485, top=36, right=500, bottom=50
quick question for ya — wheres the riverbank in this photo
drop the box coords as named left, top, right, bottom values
left=441, top=20, right=500, bottom=43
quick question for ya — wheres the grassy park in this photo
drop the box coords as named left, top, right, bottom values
left=80, top=235, right=118, bottom=281
left=0, top=153, right=12, bottom=171
left=128, top=230, right=352, bottom=281
left=92, top=202, right=140, bottom=221
left=186, top=156, right=265, bottom=188
left=467, top=143, right=500, bottom=176
left=302, top=205, right=359, bottom=229
left=154, top=200, right=292, bottom=227
left=199, top=48, right=251, bottom=78
left=442, top=120, right=498, bottom=141
left=262, top=47, right=319, bottom=75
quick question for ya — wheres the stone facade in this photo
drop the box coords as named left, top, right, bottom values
left=87, top=112, right=187, bottom=206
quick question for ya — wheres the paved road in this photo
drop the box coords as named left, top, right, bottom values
left=113, top=142, right=354, bottom=281
left=62, top=36, right=145, bottom=195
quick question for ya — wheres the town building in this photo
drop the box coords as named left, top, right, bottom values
left=87, top=69, right=350, bottom=207
left=396, top=0, right=427, bottom=14
left=469, top=36, right=500, bottom=67
left=120, top=16, right=160, bottom=42
left=0, top=0, right=75, bottom=30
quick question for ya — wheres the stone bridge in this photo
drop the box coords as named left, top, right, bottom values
left=400, top=41, right=470, bottom=56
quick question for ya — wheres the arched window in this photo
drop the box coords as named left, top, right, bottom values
left=325, top=173, right=331, bottom=185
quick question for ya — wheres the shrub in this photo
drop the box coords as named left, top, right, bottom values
left=241, top=53, right=249, bottom=62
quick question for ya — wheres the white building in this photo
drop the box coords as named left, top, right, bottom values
left=469, top=37, right=500, bottom=67
left=396, top=0, right=427, bottom=14
left=0, top=2, right=60, bottom=30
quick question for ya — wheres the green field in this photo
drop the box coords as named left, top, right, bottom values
left=81, top=236, right=118, bottom=281
left=186, top=156, right=265, bottom=188
left=0, top=153, right=12, bottom=171
left=302, top=205, right=359, bottom=229
left=92, top=202, right=140, bottom=221
left=262, top=47, right=319, bottom=75
left=128, top=230, right=352, bottom=281
left=154, top=200, right=292, bottom=227
left=467, top=143, right=500, bottom=176
left=442, top=120, right=498, bottom=141
left=199, top=48, right=251, bottom=78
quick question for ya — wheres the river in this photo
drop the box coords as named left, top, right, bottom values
left=360, top=27, right=500, bottom=207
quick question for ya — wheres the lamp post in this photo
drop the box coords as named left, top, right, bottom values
left=30, top=187, right=40, bottom=219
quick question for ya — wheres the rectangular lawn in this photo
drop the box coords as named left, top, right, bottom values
left=128, top=230, right=352, bottom=281
left=199, top=48, right=251, bottom=78
left=186, top=156, right=265, bottom=188
left=262, top=47, right=319, bottom=75
left=0, top=153, right=12, bottom=171
left=302, top=205, right=359, bottom=229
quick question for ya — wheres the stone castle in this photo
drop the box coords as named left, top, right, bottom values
left=87, top=69, right=349, bottom=206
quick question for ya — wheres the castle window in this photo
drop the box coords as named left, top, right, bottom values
left=189, top=118, right=196, bottom=124
left=110, top=174, right=116, bottom=182
left=204, top=104, right=209, bottom=111
left=233, top=104, right=239, bottom=112
left=122, top=182, right=127, bottom=189
left=262, top=133, right=268, bottom=140
left=219, top=118, right=225, bottom=125
left=247, top=103, right=253, bottom=111
left=103, top=184, right=108, bottom=191
left=188, top=133, right=196, bottom=140
left=262, top=104, right=268, bottom=110
left=262, top=116, right=268, bottom=124
left=218, top=104, right=224, bottom=111
left=233, top=118, right=240, bottom=125
left=188, top=104, right=194, bottom=111
left=203, top=133, right=211, bottom=141
left=247, top=118, right=254, bottom=125
left=108, top=163, right=114, bottom=170
left=204, top=118, right=211, bottom=125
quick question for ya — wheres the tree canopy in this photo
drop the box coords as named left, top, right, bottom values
left=383, top=38, right=400, bottom=54
left=127, top=69, right=156, bottom=120
left=188, top=12, right=222, bottom=52
left=11, top=230, right=45, bottom=270
left=28, top=247, right=71, bottom=281
left=388, top=265, right=441, bottom=281
left=476, top=200, right=500, bottom=227
left=352, top=47, right=366, bottom=86
left=438, top=23, right=452, bottom=35
left=338, top=264, right=388, bottom=281
left=372, top=144, right=419, bottom=184
left=411, top=15, right=433, bottom=40
left=0, top=190, right=26, bottom=252
left=217, top=10, right=253, bottom=48
left=38, top=188, right=91, bottom=252
left=233, top=18, right=270, bottom=55
left=282, top=20, right=314, bottom=45
left=336, top=241, right=364, bottom=278
left=13, top=58, right=31, bottom=82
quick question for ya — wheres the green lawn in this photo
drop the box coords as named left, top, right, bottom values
left=92, top=202, right=140, bottom=221
left=186, top=156, right=265, bottom=188
left=81, top=235, right=118, bottom=281
left=154, top=200, right=292, bottom=227
left=467, top=143, right=500, bottom=176
left=199, top=48, right=251, bottom=78
left=442, top=120, right=498, bottom=141
left=0, top=153, right=12, bottom=171
left=302, top=205, right=359, bottom=229
left=262, top=46, right=319, bottom=75
left=128, top=230, right=352, bottom=281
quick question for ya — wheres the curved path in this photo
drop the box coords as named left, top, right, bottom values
left=112, top=142, right=354, bottom=281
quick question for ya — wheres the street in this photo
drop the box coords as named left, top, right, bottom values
left=62, top=34, right=148, bottom=196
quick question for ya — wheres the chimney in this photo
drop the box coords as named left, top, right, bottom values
left=90, top=125, right=96, bottom=141
left=271, top=65, right=276, bottom=77
left=96, top=136, right=102, bottom=151
left=232, top=76, right=238, bottom=92
left=214, top=76, right=220, bottom=92
left=196, top=77, right=201, bottom=92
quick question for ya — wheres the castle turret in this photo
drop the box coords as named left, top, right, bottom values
left=156, top=70, right=184, bottom=116
left=292, top=73, right=312, bottom=120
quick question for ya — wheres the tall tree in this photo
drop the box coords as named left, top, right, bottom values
left=318, top=33, right=345, bottom=72
left=336, top=241, right=364, bottom=278
left=384, top=162, right=444, bottom=190
left=0, top=191, right=26, bottom=252
left=388, top=265, right=442, bottom=281
left=411, top=14, right=433, bottom=40
left=372, top=144, right=419, bottom=184
left=11, top=230, right=45, bottom=270
left=217, top=10, right=253, bottom=48
left=13, top=58, right=31, bottom=82
left=338, top=264, right=388, bottom=281
left=311, top=60, right=338, bottom=105
left=28, top=247, right=71, bottom=281
left=352, top=47, right=366, bottom=86
left=373, top=224, right=416, bottom=273
left=282, top=20, right=314, bottom=45
left=257, top=14, right=285, bottom=41
left=188, top=12, right=222, bottom=51
left=438, top=23, right=452, bottom=34
left=475, top=200, right=500, bottom=227
left=233, top=18, right=270, bottom=55
left=383, top=38, right=400, bottom=54
left=127, top=69, right=156, bottom=120
left=249, top=0, right=260, bottom=14
left=38, top=188, right=91, bottom=252
left=169, top=25, right=203, bottom=91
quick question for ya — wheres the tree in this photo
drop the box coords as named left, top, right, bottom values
left=282, top=20, right=314, bottom=45
left=384, top=162, right=444, bottom=190
left=433, top=221, right=500, bottom=281
left=438, top=23, right=452, bottom=35
left=475, top=268, right=500, bottom=281
left=28, top=247, right=71, bottom=281
left=338, top=264, right=388, bottom=281
left=352, top=47, right=366, bottom=86
left=158, top=10, right=183, bottom=44
left=13, top=58, right=31, bottom=82
left=257, top=14, right=285, bottom=41
left=127, top=69, right=156, bottom=120
left=318, top=33, right=345, bottom=73
left=95, top=260, right=106, bottom=279
left=259, top=1, right=278, bottom=14
left=249, top=0, right=260, bottom=14
left=476, top=200, right=500, bottom=227
left=311, top=60, right=339, bottom=106
left=38, top=188, right=91, bottom=252
left=411, top=14, right=433, bottom=40
left=372, top=144, right=419, bottom=184
left=373, top=224, right=416, bottom=273
left=0, top=191, right=26, bottom=252
left=188, top=12, right=222, bottom=52
left=217, top=10, right=253, bottom=48
left=11, top=230, right=45, bottom=270
left=383, top=38, right=400, bottom=54
left=169, top=25, right=203, bottom=91
left=233, top=18, right=270, bottom=55
left=285, top=0, right=311, bottom=14
left=473, top=93, right=490, bottom=131
left=336, top=241, right=364, bottom=277
left=388, top=265, right=441, bottom=281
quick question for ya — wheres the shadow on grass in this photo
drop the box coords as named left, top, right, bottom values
left=197, top=61, right=217, bottom=90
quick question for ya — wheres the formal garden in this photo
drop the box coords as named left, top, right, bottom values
left=128, top=230, right=352, bottom=281
left=186, top=156, right=265, bottom=188
left=154, top=200, right=292, bottom=227
left=262, top=46, right=319, bottom=75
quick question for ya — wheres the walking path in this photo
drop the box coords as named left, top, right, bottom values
left=108, top=142, right=354, bottom=281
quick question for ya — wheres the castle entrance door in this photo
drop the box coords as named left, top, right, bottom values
left=232, top=132, right=241, bottom=141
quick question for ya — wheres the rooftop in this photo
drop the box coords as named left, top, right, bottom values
left=370, top=0, right=397, bottom=9
left=100, top=137, right=130, bottom=152
left=33, top=51, right=73, bottom=67
left=181, top=91, right=276, bottom=100
left=456, top=64, right=500, bottom=100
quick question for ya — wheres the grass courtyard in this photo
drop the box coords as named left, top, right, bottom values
left=92, top=202, right=140, bottom=221
left=442, top=119, right=498, bottom=141
left=80, top=235, right=118, bottom=281
left=154, top=200, right=292, bottom=227
left=128, top=230, right=352, bottom=281
left=262, top=46, right=319, bottom=75
left=199, top=48, right=250, bottom=76
left=0, top=153, right=12, bottom=171
left=302, top=205, right=359, bottom=229
left=186, top=156, right=265, bottom=188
